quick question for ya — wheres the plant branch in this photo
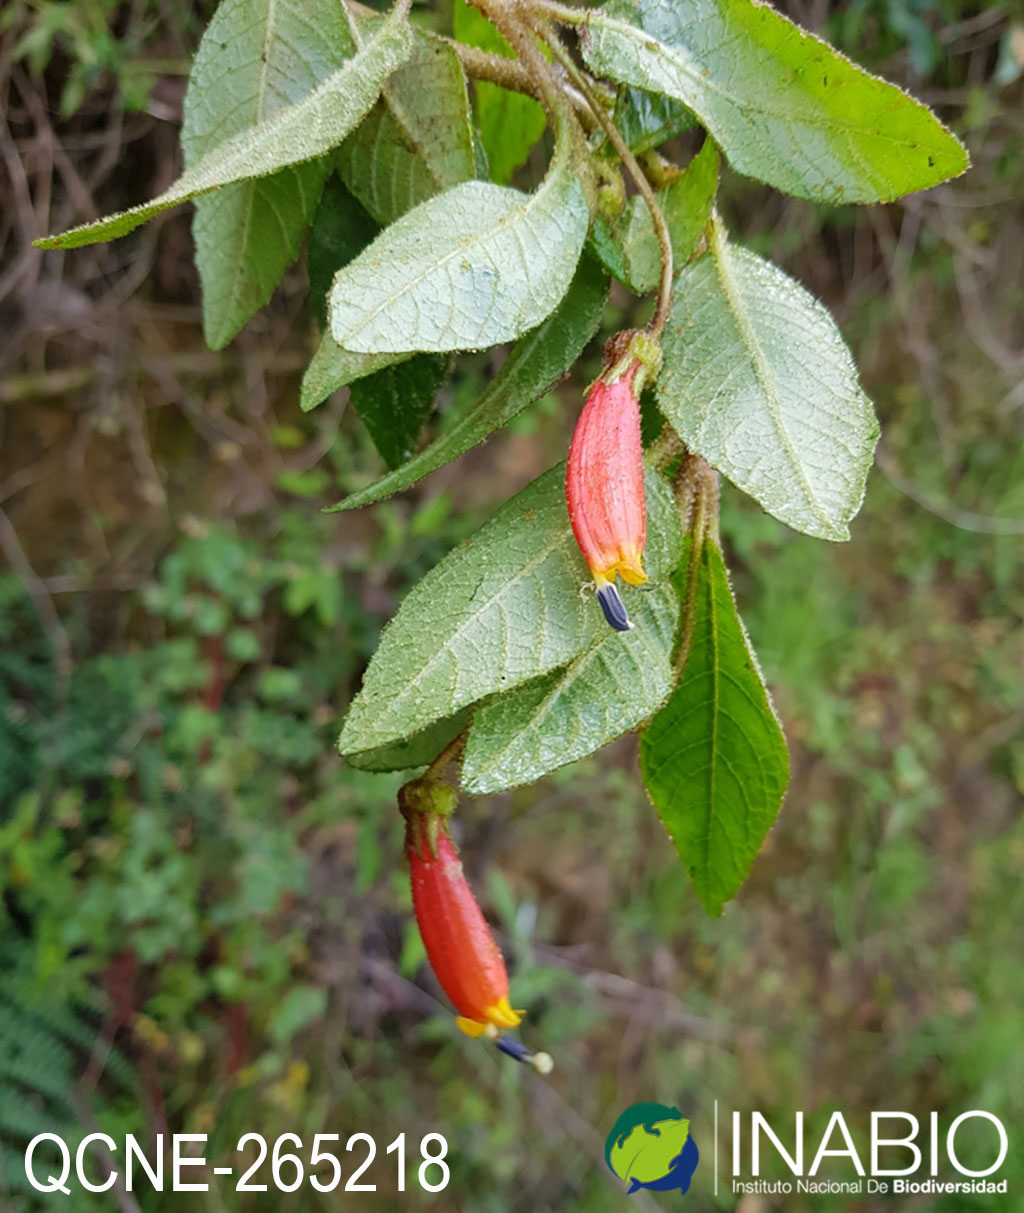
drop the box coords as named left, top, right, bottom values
left=444, top=39, right=598, bottom=131
left=532, top=19, right=675, bottom=338
left=426, top=729, right=468, bottom=781
left=470, top=3, right=575, bottom=130
left=532, top=0, right=587, bottom=24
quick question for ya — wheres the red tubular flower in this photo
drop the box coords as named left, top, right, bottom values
left=402, top=785, right=522, bottom=1038
left=566, top=353, right=648, bottom=632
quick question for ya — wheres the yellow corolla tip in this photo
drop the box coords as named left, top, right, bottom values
left=593, top=556, right=646, bottom=588
left=455, top=1017, right=490, bottom=1038
left=487, top=996, right=524, bottom=1029
left=616, top=559, right=647, bottom=587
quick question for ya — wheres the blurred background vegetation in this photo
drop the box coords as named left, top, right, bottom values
left=0, top=0, right=1022, bottom=1209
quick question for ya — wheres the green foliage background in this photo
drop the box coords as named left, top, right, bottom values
left=1, top=0, right=1022, bottom=1209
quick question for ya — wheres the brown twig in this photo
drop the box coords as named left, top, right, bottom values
left=446, top=39, right=598, bottom=131
left=474, top=4, right=575, bottom=132
left=534, top=20, right=676, bottom=338
left=426, top=730, right=468, bottom=781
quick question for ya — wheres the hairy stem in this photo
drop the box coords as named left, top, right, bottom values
left=646, top=422, right=685, bottom=469
left=426, top=730, right=468, bottom=781
left=533, top=20, right=675, bottom=338
left=445, top=39, right=598, bottom=131
left=673, top=455, right=716, bottom=678
left=470, top=2, right=576, bottom=129
left=532, top=0, right=587, bottom=24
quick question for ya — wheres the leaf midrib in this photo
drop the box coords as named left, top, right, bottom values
left=591, top=10, right=942, bottom=155
left=34, top=14, right=410, bottom=249
left=333, top=126, right=576, bottom=348
left=256, top=0, right=278, bottom=126
left=345, top=511, right=580, bottom=743
left=340, top=309, right=550, bottom=507
left=702, top=544, right=721, bottom=895
left=339, top=184, right=526, bottom=343
left=709, top=235, right=831, bottom=532
left=471, top=605, right=655, bottom=783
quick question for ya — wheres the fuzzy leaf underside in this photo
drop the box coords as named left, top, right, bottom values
left=300, top=340, right=410, bottom=414
left=338, top=466, right=682, bottom=756
left=307, top=175, right=379, bottom=330
left=462, top=581, right=680, bottom=794
left=328, top=126, right=590, bottom=354
left=302, top=178, right=408, bottom=413
left=35, top=6, right=413, bottom=248
left=338, top=28, right=475, bottom=226
left=656, top=234, right=878, bottom=541
left=331, top=253, right=608, bottom=510
left=182, top=0, right=354, bottom=349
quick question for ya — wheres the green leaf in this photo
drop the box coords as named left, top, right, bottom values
left=328, top=119, right=591, bottom=354
left=300, top=338, right=409, bottom=414
left=34, top=6, right=414, bottom=249
left=302, top=179, right=410, bottom=413
left=302, top=29, right=472, bottom=431
left=182, top=0, right=354, bottom=349
left=453, top=0, right=546, bottom=184
left=349, top=354, right=447, bottom=469
left=588, top=216, right=631, bottom=287
left=338, top=466, right=680, bottom=756
left=661, top=139, right=719, bottom=264
left=656, top=223, right=878, bottom=540
left=338, top=28, right=475, bottom=226
left=582, top=0, right=968, bottom=203
left=462, top=581, right=679, bottom=794
left=194, top=167, right=329, bottom=351
left=308, top=176, right=379, bottom=330
left=330, top=253, right=608, bottom=511
left=346, top=709, right=471, bottom=773
left=600, top=138, right=719, bottom=294
left=640, top=541, right=789, bottom=916
left=303, top=32, right=474, bottom=416
left=613, top=86, right=696, bottom=155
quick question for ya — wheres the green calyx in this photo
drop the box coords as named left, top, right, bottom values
left=398, top=777, right=458, bottom=860
left=600, top=328, right=663, bottom=395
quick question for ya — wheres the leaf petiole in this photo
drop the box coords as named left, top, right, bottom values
left=532, top=19, right=675, bottom=339
left=673, top=456, right=717, bottom=680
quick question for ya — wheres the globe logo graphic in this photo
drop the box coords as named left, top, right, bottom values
left=605, top=1102, right=700, bottom=1196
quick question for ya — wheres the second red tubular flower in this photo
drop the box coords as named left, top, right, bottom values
left=403, top=793, right=522, bottom=1038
